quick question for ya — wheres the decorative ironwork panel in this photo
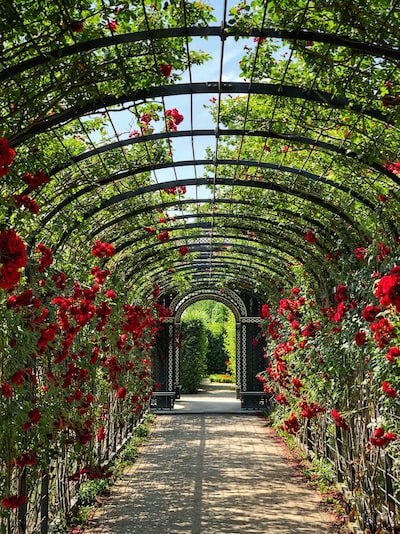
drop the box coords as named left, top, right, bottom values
left=174, top=323, right=180, bottom=392
left=241, top=324, right=247, bottom=391
left=168, top=324, right=174, bottom=391
left=171, top=288, right=247, bottom=319
left=236, top=324, right=242, bottom=391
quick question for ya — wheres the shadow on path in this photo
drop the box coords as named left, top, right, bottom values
left=89, top=412, right=338, bottom=534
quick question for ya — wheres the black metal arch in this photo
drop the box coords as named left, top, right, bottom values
left=116, top=236, right=325, bottom=289
left=112, top=217, right=333, bottom=250
left=3, top=26, right=398, bottom=84
left=10, top=81, right=392, bottom=146
left=39, top=157, right=378, bottom=235
left=109, top=219, right=344, bottom=264
left=128, top=256, right=295, bottom=294
left=49, top=129, right=400, bottom=186
left=94, top=210, right=329, bottom=240
left=50, top=176, right=368, bottom=253
left=130, top=256, right=290, bottom=287
left=89, top=201, right=361, bottom=251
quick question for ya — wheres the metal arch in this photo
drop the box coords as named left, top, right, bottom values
left=174, top=293, right=243, bottom=322
left=124, top=242, right=294, bottom=279
left=118, top=238, right=325, bottom=286
left=112, top=222, right=333, bottom=256
left=170, top=259, right=286, bottom=280
left=126, top=253, right=294, bottom=290
left=2, top=26, right=399, bottom=83
left=39, top=156, right=378, bottom=234
left=48, top=129, right=400, bottom=186
left=148, top=276, right=280, bottom=301
left=127, top=254, right=294, bottom=288
left=172, top=286, right=248, bottom=321
left=96, top=213, right=355, bottom=258
left=11, top=81, right=392, bottom=146
left=94, top=210, right=328, bottom=240
left=132, top=261, right=294, bottom=295
left=90, top=203, right=360, bottom=248
left=48, top=177, right=368, bottom=252
left=114, top=233, right=326, bottom=269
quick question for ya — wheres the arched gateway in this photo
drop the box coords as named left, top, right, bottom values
left=151, top=288, right=267, bottom=408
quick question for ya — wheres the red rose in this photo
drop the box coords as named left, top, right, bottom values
left=70, top=20, right=84, bottom=32
left=22, top=170, right=50, bottom=191
left=354, top=331, right=367, bottom=346
left=355, top=247, right=366, bottom=260
left=331, top=409, right=350, bottom=430
left=370, top=427, right=397, bottom=447
left=0, top=262, right=21, bottom=289
left=28, top=408, right=41, bottom=424
left=375, top=269, right=400, bottom=311
left=304, top=230, right=317, bottom=243
left=36, top=243, right=53, bottom=272
left=160, top=63, right=172, bottom=77
left=1, top=382, right=12, bottom=397
left=362, top=305, right=382, bottom=323
left=0, top=138, right=16, bottom=175
left=382, top=381, right=397, bottom=398
left=1, top=494, right=26, bottom=509
left=165, top=108, right=184, bottom=125
left=104, top=20, right=117, bottom=31
left=334, top=284, right=348, bottom=303
left=91, top=240, right=115, bottom=258
left=97, top=426, right=106, bottom=441
left=386, top=346, right=400, bottom=363
left=260, top=303, right=270, bottom=319
left=0, top=229, right=27, bottom=268
left=116, top=387, right=127, bottom=399
left=157, top=230, right=170, bottom=243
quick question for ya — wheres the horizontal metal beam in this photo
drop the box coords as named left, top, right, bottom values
left=41, top=156, right=376, bottom=232
left=51, top=176, right=365, bottom=252
left=49, top=129, right=400, bottom=186
left=3, top=26, right=398, bottom=83
left=11, top=82, right=391, bottom=145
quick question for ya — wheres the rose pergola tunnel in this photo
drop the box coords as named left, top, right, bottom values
left=0, top=1, right=400, bottom=533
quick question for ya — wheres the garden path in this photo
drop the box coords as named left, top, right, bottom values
left=89, top=385, right=339, bottom=533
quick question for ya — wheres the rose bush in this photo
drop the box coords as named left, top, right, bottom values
left=0, top=141, right=171, bottom=522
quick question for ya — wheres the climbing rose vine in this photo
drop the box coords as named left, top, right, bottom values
left=0, top=140, right=170, bottom=511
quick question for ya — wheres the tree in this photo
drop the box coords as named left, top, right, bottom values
left=205, top=322, right=230, bottom=374
left=180, top=318, right=207, bottom=393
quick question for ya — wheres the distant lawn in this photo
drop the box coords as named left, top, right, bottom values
left=209, top=373, right=234, bottom=383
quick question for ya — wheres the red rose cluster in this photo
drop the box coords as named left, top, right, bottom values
left=369, top=427, right=397, bottom=448
left=331, top=409, right=350, bottom=431
left=165, top=108, right=184, bottom=131
left=22, top=170, right=50, bottom=190
left=280, top=413, right=300, bottom=434
left=91, top=240, right=115, bottom=258
left=0, top=138, right=16, bottom=176
left=13, top=194, right=39, bottom=214
left=375, top=266, right=400, bottom=311
left=0, top=228, right=27, bottom=289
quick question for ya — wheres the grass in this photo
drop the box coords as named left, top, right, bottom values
left=209, top=373, right=234, bottom=383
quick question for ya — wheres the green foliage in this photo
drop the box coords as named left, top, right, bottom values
left=181, top=300, right=235, bottom=376
left=180, top=318, right=208, bottom=393
left=77, top=478, right=111, bottom=506
left=205, top=323, right=230, bottom=374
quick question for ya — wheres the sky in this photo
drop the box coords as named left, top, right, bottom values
left=105, top=1, right=255, bottom=202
